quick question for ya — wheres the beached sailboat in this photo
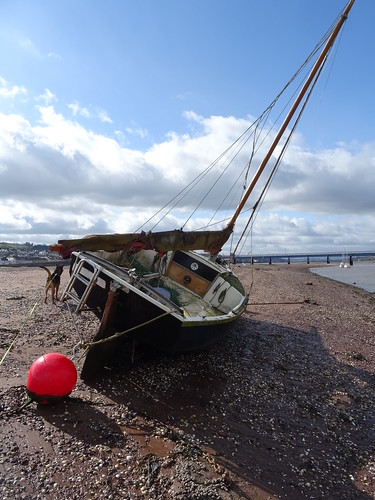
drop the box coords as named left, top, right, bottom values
left=50, top=0, right=355, bottom=379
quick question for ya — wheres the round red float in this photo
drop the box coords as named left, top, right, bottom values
left=26, top=352, right=77, bottom=404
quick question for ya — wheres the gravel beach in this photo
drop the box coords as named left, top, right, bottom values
left=1, top=263, right=375, bottom=499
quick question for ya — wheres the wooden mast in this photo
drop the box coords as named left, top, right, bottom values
left=49, top=1, right=355, bottom=259
left=227, top=0, right=355, bottom=230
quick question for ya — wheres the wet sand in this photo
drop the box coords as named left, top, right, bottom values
left=1, top=263, right=375, bottom=499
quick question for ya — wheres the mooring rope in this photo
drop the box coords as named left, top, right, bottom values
left=0, top=270, right=57, bottom=368
left=0, top=301, right=39, bottom=368
left=78, top=310, right=171, bottom=361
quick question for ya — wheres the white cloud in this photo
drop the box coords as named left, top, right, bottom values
left=125, top=125, right=149, bottom=139
left=68, top=101, right=90, bottom=118
left=0, top=202, right=32, bottom=231
left=16, top=33, right=61, bottom=61
left=177, top=91, right=196, bottom=101
left=68, top=101, right=112, bottom=124
left=266, top=141, right=375, bottom=216
left=0, top=77, right=27, bottom=99
left=0, top=105, right=374, bottom=253
left=18, top=36, right=36, bottom=53
left=37, top=88, right=57, bottom=105
left=47, top=52, right=62, bottom=60
left=98, top=109, right=112, bottom=124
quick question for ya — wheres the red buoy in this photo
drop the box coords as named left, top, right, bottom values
left=26, top=353, right=77, bottom=404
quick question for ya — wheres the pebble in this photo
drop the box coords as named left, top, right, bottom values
left=1, top=264, right=375, bottom=498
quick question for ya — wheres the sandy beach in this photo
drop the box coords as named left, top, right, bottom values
left=1, top=262, right=375, bottom=499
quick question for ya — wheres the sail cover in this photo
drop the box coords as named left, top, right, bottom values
left=50, top=226, right=233, bottom=258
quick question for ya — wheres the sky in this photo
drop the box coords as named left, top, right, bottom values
left=0, top=0, right=374, bottom=256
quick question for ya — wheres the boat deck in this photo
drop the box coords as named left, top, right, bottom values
left=161, top=276, right=222, bottom=318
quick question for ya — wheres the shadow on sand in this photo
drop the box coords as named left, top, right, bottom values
left=82, top=316, right=375, bottom=498
left=38, top=397, right=127, bottom=449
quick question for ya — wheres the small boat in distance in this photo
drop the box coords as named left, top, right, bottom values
left=50, top=1, right=355, bottom=380
left=340, top=248, right=352, bottom=268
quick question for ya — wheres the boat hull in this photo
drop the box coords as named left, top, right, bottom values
left=65, top=251, right=247, bottom=379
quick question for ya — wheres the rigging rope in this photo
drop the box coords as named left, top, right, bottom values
left=233, top=58, right=329, bottom=257
left=133, top=22, right=335, bottom=236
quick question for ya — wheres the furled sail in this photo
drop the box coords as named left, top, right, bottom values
left=50, top=225, right=234, bottom=259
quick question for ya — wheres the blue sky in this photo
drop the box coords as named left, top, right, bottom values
left=0, top=0, right=374, bottom=255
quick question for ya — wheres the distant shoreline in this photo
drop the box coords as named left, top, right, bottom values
left=0, top=258, right=70, bottom=268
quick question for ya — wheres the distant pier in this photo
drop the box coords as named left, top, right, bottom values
left=230, top=251, right=375, bottom=265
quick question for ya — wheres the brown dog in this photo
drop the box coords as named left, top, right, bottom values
left=40, top=265, right=64, bottom=304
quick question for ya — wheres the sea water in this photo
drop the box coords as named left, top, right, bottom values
left=310, top=262, right=375, bottom=293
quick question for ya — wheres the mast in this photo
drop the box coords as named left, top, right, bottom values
left=227, top=0, right=355, bottom=230
left=50, top=1, right=355, bottom=259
